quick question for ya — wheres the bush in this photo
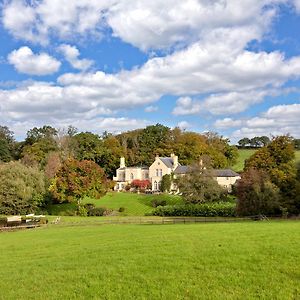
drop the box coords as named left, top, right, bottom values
left=152, top=202, right=236, bottom=217
left=118, top=207, right=125, bottom=212
left=151, top=199, right=167, bottom=207
left=76, top=206, right=88, bottom=217
left=88, top=207, right=106, bottom=216
left=0, top=161, right=46, bottom=215
left=84, top=203, right=96, bottom=211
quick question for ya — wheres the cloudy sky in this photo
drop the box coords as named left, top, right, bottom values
left=1, top=0, right=300, bottom=142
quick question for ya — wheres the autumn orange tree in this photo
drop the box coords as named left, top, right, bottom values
left=49, top=158, right=107, bottom=203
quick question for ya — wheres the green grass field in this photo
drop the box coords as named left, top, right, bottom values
left=47, top=192, right=183, bottom=216
left=232, top=149, right=300, bottom=172
left=0, top=221, right=299, bottom=299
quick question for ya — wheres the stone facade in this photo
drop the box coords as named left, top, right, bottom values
left=113, top=154, right=241, bottom=192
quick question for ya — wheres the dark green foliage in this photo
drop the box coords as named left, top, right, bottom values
left=160, top=174, right=172, bottom=192
left=0, top=162, right=46, bottom=215
left=176, top=166, right=227, bottom=204
left=87, top=207, right=107, bottom=216
left=244, top=135, right=299, bottom=215
left=236, top=169, right=281, bottom=216
left=118, top=207, right=125, bottom=212
left=152, top=202, right=236, bottom=217
left=151, top=199, right=167, bottom=207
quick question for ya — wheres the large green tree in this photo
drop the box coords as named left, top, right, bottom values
left=0, top=162, right=46, bottom=215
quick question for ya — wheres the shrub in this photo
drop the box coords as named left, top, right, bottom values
left=152, top=202, right=236, bottom=217
left=84, top=203, right=96, bottom=211
left=118, top=207, right=125, bottom=212
left=151, top=199, right=167, bottom=207
left=76, top=206, right=88, bottom=217
left=88, top=207, right=106, bottom=216
left=0, top=161, right=46, bottom=215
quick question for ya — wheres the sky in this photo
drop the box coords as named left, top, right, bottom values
left=1, top=1, right=300, bottom=142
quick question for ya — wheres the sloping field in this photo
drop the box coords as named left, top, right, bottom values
left=0, top=221, right=299, bottom=299
left=232, top=149, right=300, bottom=172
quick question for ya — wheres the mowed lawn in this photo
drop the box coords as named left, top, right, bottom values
left=82, top=192, right=183, bottom=216
left=0, top=222, right=299, bottom=299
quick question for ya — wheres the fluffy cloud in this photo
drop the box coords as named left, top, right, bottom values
left=218, top=104, right=300, bottom=139
left=2, top=1, right=300, bottom=137
left=214, top=118, right=243, bottom=129
left=1, top=0, right=285, bottom=50
left=57, top=44, right=93, bottom=71
left=172, top=97, right=201, bottom=115
left=144, top=106, right=158, bottom=112
left=2, top=0, right=113, bottom=44
left=8, top=47, right=60, bottom=75
left=177, top=121, right=192, bottom=130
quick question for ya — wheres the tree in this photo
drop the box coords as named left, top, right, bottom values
left=49, top=158, right=107, bottom=203
left=160, top=174, right=172, bottom=192
left=244, top=135, right=299, bottom=215
left=0, top=162, right=46, bottom=215
left=236, top=169, right=280, bottom=216
left=238, top=137, right=250, bottom=148
left=25, top=125, right=58, bottom=145
left=176, top=165, right=227, bottom=204
left=0, top=126, right=15, bottom=161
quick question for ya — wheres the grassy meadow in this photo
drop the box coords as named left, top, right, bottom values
left=0, top=221, right=299, bottom=299
left=232, top=149, right=300, bottom=172
left=47, top=192, right=183, bottom=216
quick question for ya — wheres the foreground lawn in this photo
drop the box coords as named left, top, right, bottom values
left=0, top=221, right=299, bottom=299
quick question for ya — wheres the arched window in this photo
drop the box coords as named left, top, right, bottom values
left=154, top=181, right=157, bottom=190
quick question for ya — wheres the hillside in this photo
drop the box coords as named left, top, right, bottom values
left=232, top=149, right=300, bottom=172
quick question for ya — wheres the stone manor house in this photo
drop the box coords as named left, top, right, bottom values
left=113, top=154, right=240, bottom=192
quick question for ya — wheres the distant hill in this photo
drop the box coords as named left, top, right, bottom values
left=232, top=149, right=300, bottom=172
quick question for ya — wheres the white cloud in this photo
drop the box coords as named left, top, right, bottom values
left=3, top=117, right=149, bottom=141
left=144, top=105, right=158, bottom=112
left=177, top=121, right=191, bottom=130
left=214, top=118, right=243, bottom=129
left=228, top=104, right=300, bottom=139
left=1, top=0, right=286, bottom=50
left=8, top=47, right=60, bottom=76
left=172, top=97, right=201, bottom=115
left=57, top=44, right=93, bottom=71
left=2, top=0, right=113, bottom=44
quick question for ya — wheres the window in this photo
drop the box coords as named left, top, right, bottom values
left=131, top=173, right=134, bottom=180
left=154, top=181, right=157, bottom=190
left=156, top=169, right=159, bottom=176
left=159, top=169, right=163, bottom=177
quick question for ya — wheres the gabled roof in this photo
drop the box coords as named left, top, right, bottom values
left=174, top=166, right=240, bottom=177
left=211, top=169, right=240, bottom=177
left=159, top=157, right=177, bottom=168
left=174, top=165, right=190, bottom=174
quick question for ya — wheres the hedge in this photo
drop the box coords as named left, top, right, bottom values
left=152, top=202, right=236, bottom=217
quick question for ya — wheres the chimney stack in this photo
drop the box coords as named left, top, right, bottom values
left=120, top=157, right=125, bottom=168
left=171, top=153, right=178, bottom=169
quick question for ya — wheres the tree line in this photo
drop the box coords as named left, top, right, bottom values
left=0, top=124, right=239, bottom=215
left=237, top=135, right=300, bottom=149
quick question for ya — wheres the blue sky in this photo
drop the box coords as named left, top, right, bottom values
left=1, top=1, right=300, bottom=142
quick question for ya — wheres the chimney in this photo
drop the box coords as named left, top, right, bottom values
left=172, top=153, right=178, bottom=169
left=120, top=157, right=125, bottom=168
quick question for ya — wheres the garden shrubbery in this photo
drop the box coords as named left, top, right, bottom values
left=152, top=202, right=236, bottom=217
